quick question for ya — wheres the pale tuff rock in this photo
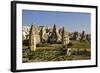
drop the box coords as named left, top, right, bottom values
left=62, top=27, right=69, bottom=45
left=63, top=34, right=70, bottom=45
left=22, top=26, right=30, bottom=40
left=29, top=25, right=40, bottom=51
left=39, top=26, right=49, bottom=43
left=67, top=48, right=72, bottom=56
left=69, top=31, right=89, bottom=41
left=48, top=24, right=62, bottom=43
left=23, top=24, right=71, bottom=51
left=56, top=30, right=61, bottom=42
left=86, top=34, right=91, bottom=41
left=71, top=32, right=81, bottom=40
left=49, top=24, right=58, bottom=43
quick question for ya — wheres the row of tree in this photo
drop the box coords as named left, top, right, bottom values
left=39, top=24, right=66, bottom=44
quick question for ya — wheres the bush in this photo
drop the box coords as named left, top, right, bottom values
left=36, top=43, right=50, bottom=47
left=23, top=39, right=29, bottom=46
left=67, top=42, right=73, bottom=48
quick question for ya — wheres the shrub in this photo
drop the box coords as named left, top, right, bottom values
left=23, top=39, right=29, bottom=46
left=36, top=43, right=50, bottom=47
left=67, top=42, right=73, bottom=48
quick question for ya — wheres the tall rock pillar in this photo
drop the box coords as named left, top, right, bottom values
left=29, top=25, right=36, bottom=51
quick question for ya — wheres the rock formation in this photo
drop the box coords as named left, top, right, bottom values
left=22, top=26, right=30, bottom=40
left=62, top=27, right=69, bottom=45
left=50, top=24, right=58, bottom=43
left=23, top=23, right=71, bottom=51
left=29, top=24, right=40, bottom=51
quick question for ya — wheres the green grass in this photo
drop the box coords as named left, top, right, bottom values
left=22, top=40, right=91, bottom=63
left=22, top=47, right=90, bottom=63
left=68, top=40, right=90, bottom=48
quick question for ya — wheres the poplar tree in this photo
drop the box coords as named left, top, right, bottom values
left=62, top=27, right=65, bottom=44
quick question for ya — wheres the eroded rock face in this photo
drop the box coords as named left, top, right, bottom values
left=69, top=31, right=88, bottom=41
left=63, top=34, right=70, bottom=45
left=86, top=34, right=91, bottom=42
left=29, top=25, right=40, bottom=51
left=39, top=26, right=49, bottom=43
left=47, top=25, right=67, bottom=44
left=23, top=24, right=70, bottom=51
left=56, top=29, right=62, bottom=42
left=22, top=26, right=30, bottom=40
left=61, top=27, right=70, bottom=45
left=49, top=24, right=58, bottom=43
left=67, top=48, right=72, bottom=56
left=72, top=32, right=79, bottom=40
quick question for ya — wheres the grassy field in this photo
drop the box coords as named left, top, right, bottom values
left=69, top=40, right=90, bottom=48
left=22, top=40, right=91, bottom=63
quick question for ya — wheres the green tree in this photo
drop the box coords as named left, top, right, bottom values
left=62, top=27, right=65, bottom=43
left=51, top=24, right=58, bottom=43
left=39, top=28, right=43, bottom=43
left=80, top=30, right=85, bottom=42
left=29, top=25, right=33, bottom=47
